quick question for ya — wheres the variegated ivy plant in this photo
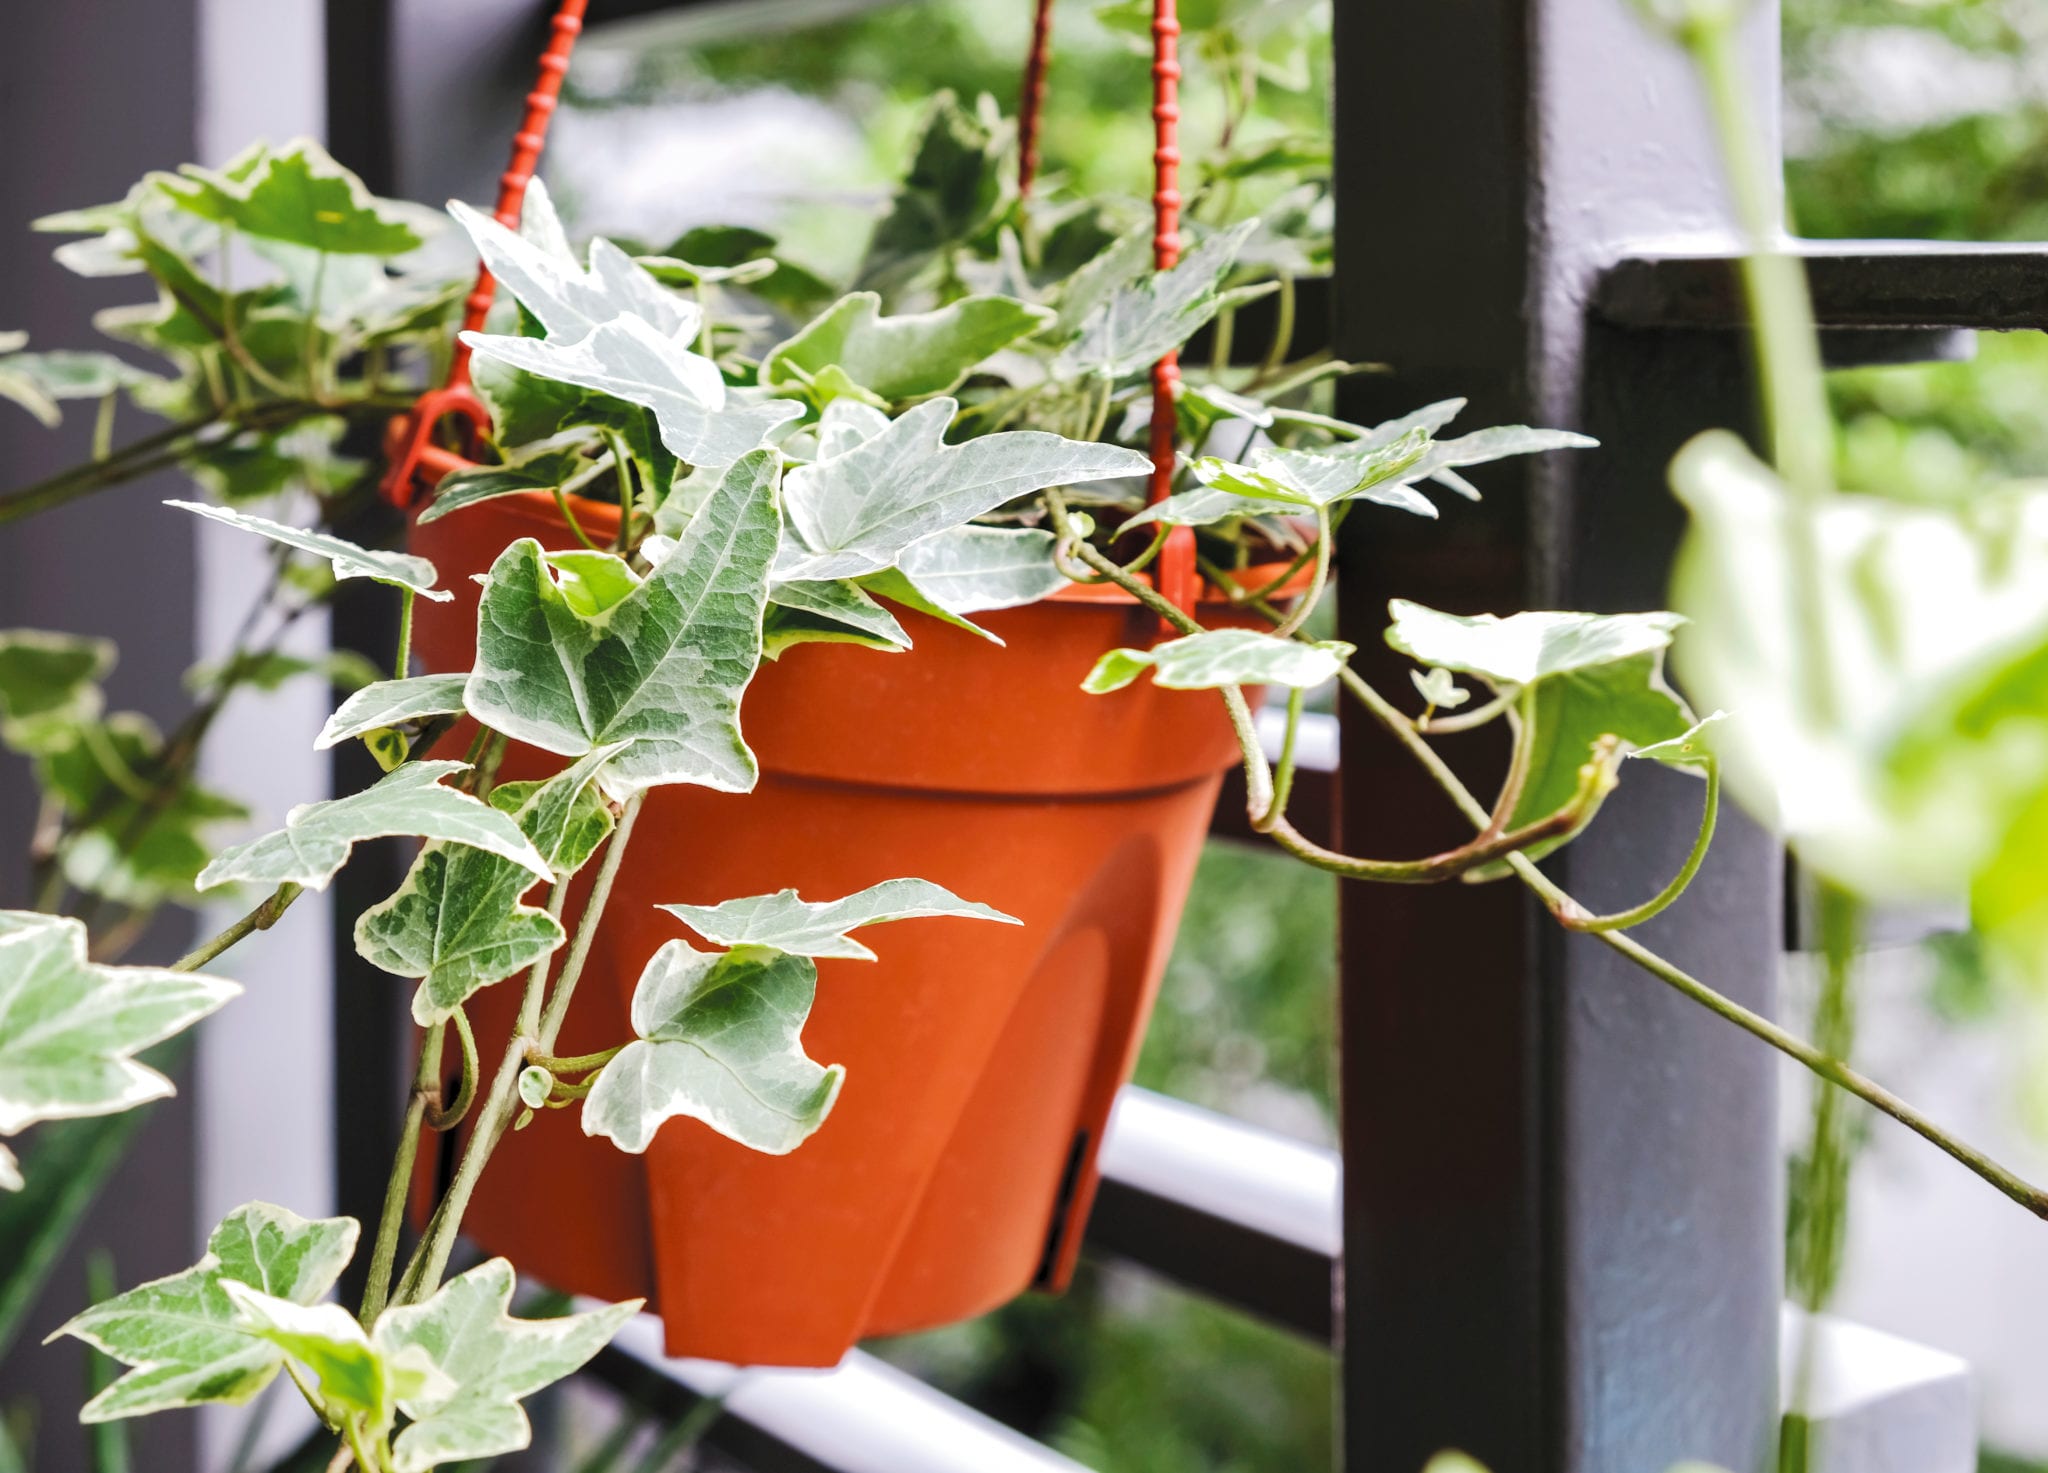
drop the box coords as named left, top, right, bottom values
left=3, top=6, right=2046, bottom=1466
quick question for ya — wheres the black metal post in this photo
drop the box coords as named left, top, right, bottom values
left=1329, top=3, right=1786, bottom=1470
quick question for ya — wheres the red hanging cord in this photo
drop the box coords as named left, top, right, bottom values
left=381, top=0, right=590, bottom=507
left=1147, top=0, right=1197, bottom=618
left=1016, top=0, right=1056, bottom=199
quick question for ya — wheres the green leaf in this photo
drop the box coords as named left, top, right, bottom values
left=51, top=1202, right=358, bottom=1421
left=1384, top=600, right=1694, bottom=861
left=545, top=550, right=641, bottom=618
left=857, top=92, right=1013, bottom=294
left=1667, top=430, right=2048, bottom=901
left=373, top=1258, right=639, bottom=1473
left=36, top=715, right=249, bottom=907
left=0, top=913, right=236, bottom=1145
left=1055, top=222, right=1258, bottom=379
left=314, top=674, right=469, bottom=752
left=156, top=139, right=430, bottom=255
left=763, top=578, right=912, bottom=657
left=1083, top=629, right=1353, bottom=693
left=0, top=1146, right=16, bottom=1194
left=464, top=318, right=801, bottom=470
left=517, top=1066, right=552, bottom=1110
left=197, top=761, right=550, bottom=893
left=1630, top=711, right=1726, bottom=767
left=356, top=747, right=622, bottom=1025
left=415, top=434, right=599, bottom=527
left=0, top=630, right=114, bottom=755
left=1126, top=435, right=1438, bottom=532
left=659, top=878, right=1019, bottom=962
left=762, top=292, right=1051, bottom=401
left=892, top=526, right=1067, bottom=615
left=166, top=502, right=448, bottom=601
left=1383, top=600, right=1686, bottom=687
left=774, top=398, right=1151, bottom=583
left=657, top=224, right=838, bottom=318
left=466, top=450, right=781, bottom=800
left=582, top=942, right=843, bottom=1155
left=183, top=649, right=380, bottom=698
left=858, top=568, right=1005, bottom=645
left=223, top=1285, right=442, bottom=1433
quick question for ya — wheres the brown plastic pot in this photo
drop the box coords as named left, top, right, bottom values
left=408, top=488, right=1288, bottom=1366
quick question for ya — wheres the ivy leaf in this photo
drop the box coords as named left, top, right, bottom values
left=36, top=714, right=248, bottom=907
left=414, top=434, right=599, bottom=527
left=356, top=747, right=622, bottom=1025
left=582, top=942, right=843, bottom=1155
left=314, top=674, right=469, bottom=752
left=223, top=1285, right=446, bottom=1434
left=0, top=630, right=114, bottom=755
left=1384, top=600, right=1694, bottom=857
left=1412, top=667, right=1470, bottom=711
left=1631, top=711, right=1726, bottom=768
left=466, top=450, right=781, bottom=800
left=156, top=138, right=430, bottom=255
left=448, top=181, right=695, bottom=344
left=51, top=1202, right=358, bottom=1420
left=774, top=398, right=1150, bottom=583
left=517, top=1066, right=553, bottom=1110
left=1125, top=433, right=1439, bottom=531
left=166, top=501, right=448, bottom=601
left=1054, top=222, right=1261, bottom=379
left=762, top=292, right=1051, bottom=401
left=892, top=526, right=1067, bottom=615
left=659, top=878, right=1019, bottom=962
left=763, top=579, right=911, bottom=658
left=184, top=649, right=381, bottom=698
left=373, top=1258, right=639, bottom=1473
left=856, top=92, right=1013, bottom=295
left=0, top=912, right=237, bottom=1145
left=0, top=351, right=164, bottom=429
left=463, top=317, right=801, bottom=470
left=197, top=761, right=550, bottom=893
left=1384, top=600, right=1686, bottom=687
left=1083, top=629, right=1353, bottom=693
left=0, top=1146, right=17, bottom=1194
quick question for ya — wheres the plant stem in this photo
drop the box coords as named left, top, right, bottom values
left=400, top=794, right=647, bottom=1301
left=423, top=1006, right=479, bottom=1131
left=538, top=794, right=645, bottom=1049
left=391, top=589, right=415, bottom=681
left=1557, top=760, right=1722, bottom=932
left=0, top=415, right=219, bottom=526
left=1051, top=488, right=2048, bottom=1220
left=172, top=883, right=302, bottom=972
left=359, top=1021, right=444, bottom=1327
left=1265, top=505, right=1328, bottom=639
left=1254, top=686, right=1304, bottom=835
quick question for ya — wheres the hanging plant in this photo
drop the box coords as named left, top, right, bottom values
left=0, top=0, right=2045, bottom=1466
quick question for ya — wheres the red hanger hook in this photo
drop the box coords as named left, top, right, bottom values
left=1147, top=0, right=1197, bottom=621
left=381, top=0, right=591, bottom=508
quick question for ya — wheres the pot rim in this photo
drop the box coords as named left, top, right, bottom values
left=419, top=485, right=1317, bottom=607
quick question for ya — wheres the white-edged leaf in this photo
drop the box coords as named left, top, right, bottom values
left=374, top=1258, right=639, bottom=1473
left=659, top=878, right=1019, bottom=963
left=762, top=291, right=1052, bottom=400
left=465, top=450, right=781, bottom=800
left=166, top=501, right=448, bottom=601
left=197, top=761, right=549, bottom=892
left=582, top=942, right=842, bottom=1155
left=1412, top=667, right=1471, bottom=711
left=315, top=673, right=469, bottom=751
left=774, top=398, right=1150, bottom=583
left=222, top=1283, right=442, bottom=1433
left=893, top=525, right=1066, bottom=614
left=1629, top=711, right=1727, bottom=767
left=416, top=432, right=601, bottom=527
left=157, top=138, right=431, bottom=255
left=356, top=746, right=623, bottom=1025
left=1083, top=629, right=1352, bottom=693
left=449, top=181, right=696, bottom=344
left=1384, top=600, right=1684, bottom=686
left=765, top=578, right=912, bottom=655
left=51, top=1202, right=358, bottom=1421
left=1055, top=222, right=1258, bottom=378
left=0, top=912, right=237, bottom=1138
left=518, top=1065, right=553, bottom=1109
left=462, top=317, right=799, bottom=469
